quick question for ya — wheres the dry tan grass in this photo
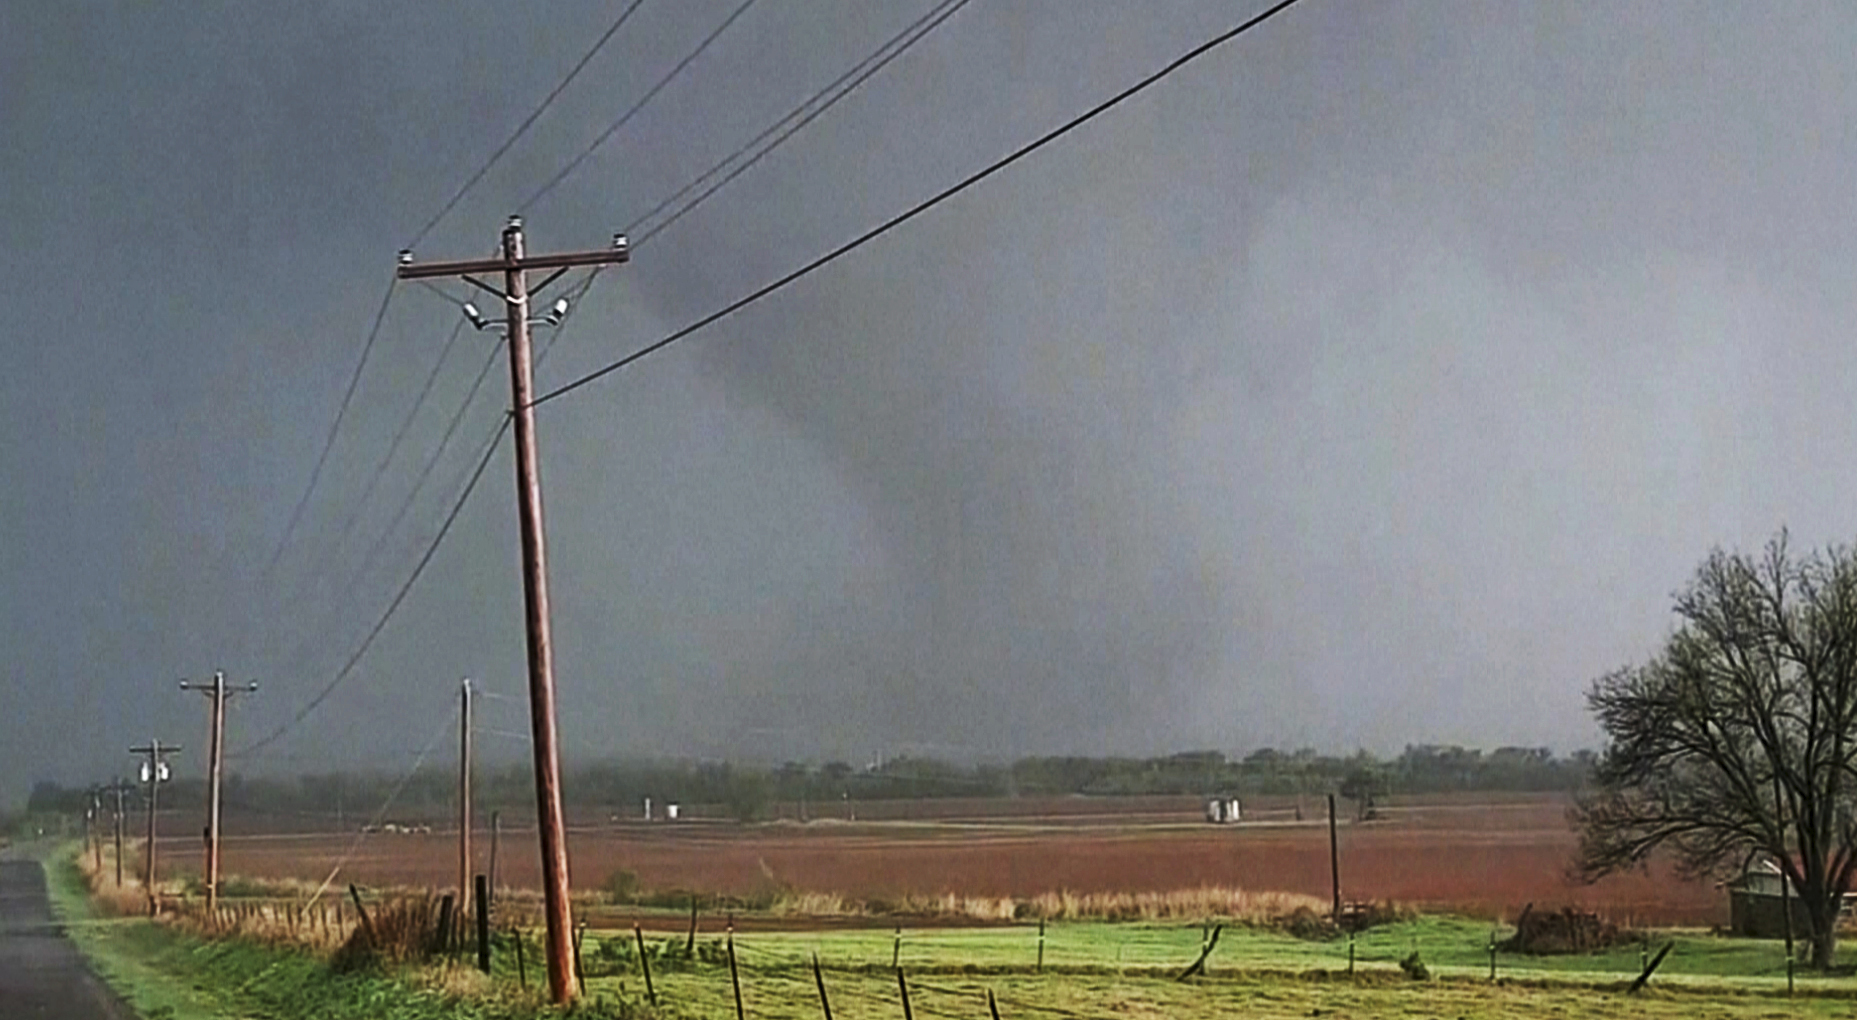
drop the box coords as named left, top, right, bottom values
left=74, top=840, right=166, bottom=917
left=1025, top=886, right=1330, bottom=922
left=764, top=885, right=1328, bottom=924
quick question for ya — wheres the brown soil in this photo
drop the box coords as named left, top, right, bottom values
left=198, top=793, right=1721, bottom=927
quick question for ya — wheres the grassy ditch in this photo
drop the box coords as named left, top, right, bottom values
left=45, top=851, right=665, bottom=1020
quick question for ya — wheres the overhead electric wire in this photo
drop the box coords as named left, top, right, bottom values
left=329, top=341, right=505, bottom=620
left=518, top=0, right=761, bottom=214
left=262, top=278, right=397, bottom=580
left=323, top=315, right=472, bottom=562
left=531, top=0, right=1305, bottom=409
left=628, top=0, right=972, bottom=248
left=233, top=414, right=512, bottom=759
left=406, top=0, right=650, bottom=250
left=266, top=266, right=599, bottom=698
left=303, top=703, right=460, bottom=909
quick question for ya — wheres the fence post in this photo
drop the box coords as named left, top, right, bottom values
left=1036, top=918, right=1045, bottom=973
left=475, top=876, right=491, bottom=974
left=812, top=952, right=834, bottom=1020
left=348, top=885, right=374, bottom=949
left=892, top=926, right=901, bottom=969
left=634, top=923, right=656, bottom=1005
left=436, top=895, right=455, bottom=955
left=687, top=894, right=700, bottom=956
left=573, top=920, right=586, bottom=989
left=514, top=928, right=528, bottom=989
left=728, top=926, right=746, bottom=1020
left=987, top=989, right=1003, bottom=1020
left=896, top=968, right=914, bottom=1020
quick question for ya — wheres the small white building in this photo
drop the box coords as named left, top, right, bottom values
left=1204, top=797, right=1242, bottom=824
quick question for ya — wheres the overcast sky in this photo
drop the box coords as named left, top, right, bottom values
left=4, top=1, right=1856, bottom=808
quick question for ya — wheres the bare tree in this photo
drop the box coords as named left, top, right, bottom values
left=1576, top=532, right=1857, bottom=968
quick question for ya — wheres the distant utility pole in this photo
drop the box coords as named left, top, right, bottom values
left=87, top=787, right=102, bottom=873
left=397, top=217, right=630, bottom=1004
left=180, top=672, right=256, bottom=916
left=131, top=739, right=180, bottom=913
left=459, top=677, right=473, bottom=937
left=104, top=778, right=133, bottom=887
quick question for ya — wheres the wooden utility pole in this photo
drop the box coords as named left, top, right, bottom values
left=397, top=218, right=630, bottom=1003
left=131, top=739, right=180, bottom=913
left=105, top=778, right=132, bottom=887
left=180, top=672, right=255, bottom=916
left=459, top=677, right=473, bottom=937
left=87, top=787, right=102, bottom=873
left=1327, top=793, right=1341, bottom=924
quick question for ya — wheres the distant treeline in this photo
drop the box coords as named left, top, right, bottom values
left=18, top=744, right=1592, bottom=826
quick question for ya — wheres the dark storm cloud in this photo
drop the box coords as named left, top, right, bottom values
left=4, top=1, right=1857, bottom=805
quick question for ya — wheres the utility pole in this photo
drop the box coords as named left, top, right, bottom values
left=459, top=677, right=473, bottom=939
left=104, top=778, right=132, bottom=887
left=131, top=739, right=180, bottom=913
left=87, top=787, right=102, bottom=873
left=398, top=218, right=630, bottom=1003
left=180, top=672, right=256, bottom=916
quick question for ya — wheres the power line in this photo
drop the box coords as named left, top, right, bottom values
left=342, top=341, right=506, bottom=599
left=269, top=265, right=599, bottom=692
left=531, top=0, right=1305, bottom=409
left=520, top=0, right=962, bottom=390
left=233, top=415, right=512, bottom=759
left=304, top=702, right=460, bottom=908
left=261, top=335, right=505, bottom=680
left=267, top=388, right=505, bottom=717
left=263, top=278, right=397, bottom=580
left=629, top=0, right=972, bottom=248
left=406, top=0, right=650, bottom=250
left=324, top=315, right=472, bottom=564
left=519, top=0, right=761, bottom=214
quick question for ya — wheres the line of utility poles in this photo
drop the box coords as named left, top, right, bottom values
left=130, top=739, right=179, bottom=914
left=180, top=672, right=256, bottom=916
left=398, top=216, right=631, bottom=1003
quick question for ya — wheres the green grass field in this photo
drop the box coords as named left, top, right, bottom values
left=592, top=959, right=1853, bottom=1020
left=38, top=843, right=1857, bottom=1020
left=612, top=913, right=1821, bottom=988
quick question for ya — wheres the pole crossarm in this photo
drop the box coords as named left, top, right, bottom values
left=396, top=243, right=629, bottom=281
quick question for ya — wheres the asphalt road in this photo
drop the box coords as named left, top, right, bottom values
left=0, top=860, right=135, bottom=1018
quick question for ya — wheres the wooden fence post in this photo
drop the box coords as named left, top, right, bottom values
left=896, top=968, right=914, bottom=1020
left=634, top=923, right=656, bottom=1005
left=573, top=920, right=586, bottom=988
left=475, top=876, right=491, bottom=974
left=728, top=927, right=746, bottom=1020
left=1175, top=925, right=1222, bottom=981
left=348, top=885, right=374, bottom=949
left=812, top=952, right=834, bottom=1020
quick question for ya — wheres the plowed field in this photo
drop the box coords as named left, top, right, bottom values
left=205, top=792, right=1719, bottom=926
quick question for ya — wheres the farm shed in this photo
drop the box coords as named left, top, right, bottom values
left=1203, top=797, right=1241, bottom=824
left=1725, top=860, right=1855, bottom=938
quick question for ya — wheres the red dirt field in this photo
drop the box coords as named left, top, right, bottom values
left=197, top=792, right=1724, bottom=927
